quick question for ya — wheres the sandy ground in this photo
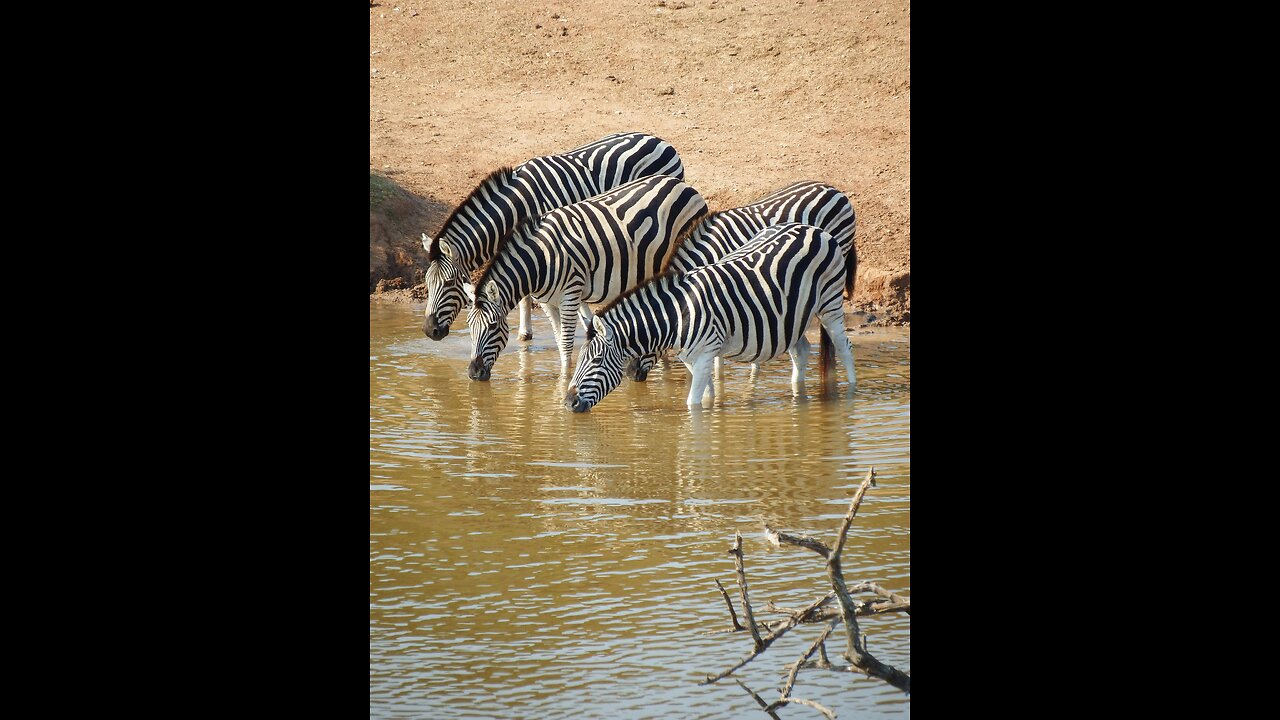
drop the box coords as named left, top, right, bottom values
left=370, top=0, right=909, bottom=320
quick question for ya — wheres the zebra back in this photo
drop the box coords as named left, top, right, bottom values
left=475, top=174, right=707, bottom=310
left=679, top=223, right=846, bottom=364
left=432, top=132, right=687, bottom=271
left=663, top=181, right=856, bottom=295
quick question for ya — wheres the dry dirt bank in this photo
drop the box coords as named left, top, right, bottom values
left=370, top=0, right=909, bottom=323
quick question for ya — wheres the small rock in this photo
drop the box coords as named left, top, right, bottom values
left=657, top=86, right=675, bottom=96
left=410, top=10, right=418, bottom=16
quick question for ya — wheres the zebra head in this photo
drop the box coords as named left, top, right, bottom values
left=465, top=280, right=511, bottom=382
left=566, top=317, right=629, bottom=413
left=421, top=234, right=469, bottom=341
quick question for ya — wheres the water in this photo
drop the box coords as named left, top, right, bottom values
left=370, top=301, right=910, bottom=718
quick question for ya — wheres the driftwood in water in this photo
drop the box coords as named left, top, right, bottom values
left=703, top=467, right=910, bottom=717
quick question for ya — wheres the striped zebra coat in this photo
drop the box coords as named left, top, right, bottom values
left=565, top=223, right=857, bottom=411
left=625, top=180, right=857, bottom=380
left=466, top=174, right=707, bottom=382
left=420, top=132, right=685, bottom=342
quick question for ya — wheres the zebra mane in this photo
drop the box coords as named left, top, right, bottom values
left=471, top=211, right=543, bottom=293
left=429, top=166, right=517, bottom=261
left=597, top=268, right=683, bottom=317
left=658, top=209, right=721, bottom=273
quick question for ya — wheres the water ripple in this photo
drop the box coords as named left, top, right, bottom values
left=371, top=302, right=910, bottom=718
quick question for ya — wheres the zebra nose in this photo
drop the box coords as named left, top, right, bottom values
left=468, top=358, right=491, bottom=381
left=564, top=389, right=578, bottom=410
left=423, top=316, right=448, bottom=340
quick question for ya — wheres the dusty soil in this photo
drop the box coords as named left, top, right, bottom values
left=370, top=0, right=909, bottom=322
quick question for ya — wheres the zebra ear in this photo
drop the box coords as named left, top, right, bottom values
left=592, top=316, right=611, bottom=342
left=484, top=282, right=500, bottom=301
left=438, top=241, right=455, bottom=260
left=421, top=233, right=434, bottom=253
left=462, top=282, right=477, bottom=303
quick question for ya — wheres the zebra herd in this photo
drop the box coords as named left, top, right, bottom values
left=419, top=131, right=859, bottom=411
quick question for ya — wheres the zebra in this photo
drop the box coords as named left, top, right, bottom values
left=565, top=222, right=857, bottom=412
left=624, top=180, right=857, bottom=381
left=465, top=174, right=708, bottom=382
left=420, top=131, right=686, bottom=342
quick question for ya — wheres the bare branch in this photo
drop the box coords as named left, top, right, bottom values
left=824, top=467, right=911, bottom=694
left=780, top=622, right=838, bottom=700
left=703, top=592, right=835, bottom=684
left=729, top=532, right=765, bottom=651
left=715, top=578, right=744, bottom=631
left=831, top=467, right=877, bottom=562
left=767, top=697, right=836, bottom=720
left=763, top=520, right=830, bottom=559
left=732, top=679, right=782, bottom=720
left=848, top=581, right=911, bottom=615
left=706, top=467, right=911, bottom=709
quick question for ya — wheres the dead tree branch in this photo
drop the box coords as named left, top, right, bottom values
left=730, top=531, right=765, bottom=651
left=705, top=466, right=911, bottom=717
left=715, top=578, right=744, bottom=631
left=733, top=679, right=782, bottom=720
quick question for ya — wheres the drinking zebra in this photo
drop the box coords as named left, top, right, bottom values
left=565, top=222, right=857, bottom=412
left=465, top=174, right=708, bottom=382
left=420, top=131, right=686, bottom=342
left=625, top=180, right=857, bottom=381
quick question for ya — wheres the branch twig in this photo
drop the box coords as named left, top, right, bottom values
left=715, top=578, right=744, bottom=631
left=732, top=679, right=781, bottom=720
left=729, top=532, right=764, bottom=651
left=824, top=468, right=911, bottom=694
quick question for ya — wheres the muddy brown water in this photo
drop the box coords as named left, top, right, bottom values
left=370, top=301, right=910, bottom=718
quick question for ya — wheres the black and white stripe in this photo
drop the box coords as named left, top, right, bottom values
left=665, top=180, right=855, bottom=283
left=465, top=174, right=707, bottom=382
left=420, top=132, right=686, bottom=341
left=620, top=181, right=857, bottom=380
left=566, top=222, right=857, bottom=411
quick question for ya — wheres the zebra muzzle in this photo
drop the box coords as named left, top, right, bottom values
left=564, top=389, right=590, bottom=413
left=423, top=316, right=449, bottom=341
left=468, top=358, right=492, bottom=381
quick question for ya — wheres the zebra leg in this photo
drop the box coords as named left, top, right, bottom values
left=542, top=302, right=563, bottom=341
left=789, top=335, right=812, bottom=397
left=558, top=293, right=583, bottom=376
left=686, top=352, right=717, bottom=407
left=518, top=296, right=535, bottom=341
left=715, top=356, right=724, bottom=381
left=818, top=308, right=857, bottom=393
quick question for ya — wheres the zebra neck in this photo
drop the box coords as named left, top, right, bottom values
left=491, top=250, right=545, bottom=308
left=441, top=173, right=544, bottom=265
left=620, top=276, right=686, bottom=354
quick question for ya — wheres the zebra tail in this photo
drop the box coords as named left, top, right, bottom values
left=819, top=325, right=835, bottom=393
left=844, top=238, right=858, bottom=300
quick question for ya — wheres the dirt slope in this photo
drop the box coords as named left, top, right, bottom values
left=370, top=0, right=909, bottom=318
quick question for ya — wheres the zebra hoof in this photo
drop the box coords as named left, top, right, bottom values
left=519, top=332, right=533, bottom=341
